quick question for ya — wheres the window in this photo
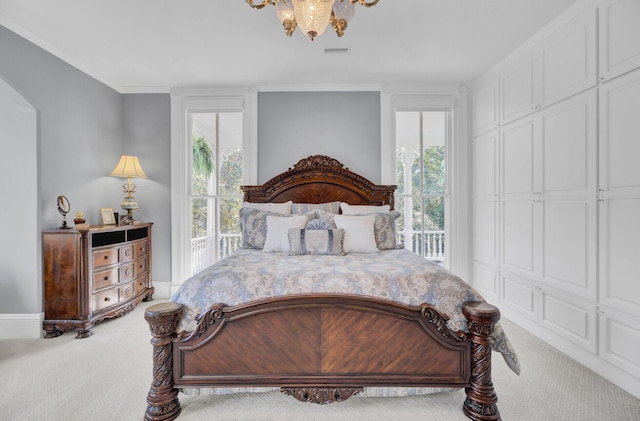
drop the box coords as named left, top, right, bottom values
left=395, top=110, right=450, bottom=264
left=171, top=90, right=256, bottom=288
left=188, top=112, right=243, bottom=275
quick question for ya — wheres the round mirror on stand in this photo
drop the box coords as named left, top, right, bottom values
left=57, top=195, right=71, bottom=229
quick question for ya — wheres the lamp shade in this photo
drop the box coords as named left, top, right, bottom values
left=293, top=0, right=335, bottom=40
left=110, top=155, right=147, bottom=179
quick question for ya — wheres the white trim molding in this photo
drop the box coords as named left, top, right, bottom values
left=0, top=313, right=44, bottom=339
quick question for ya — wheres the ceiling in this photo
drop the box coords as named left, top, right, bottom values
left=0, top=0, right=579, bottom=93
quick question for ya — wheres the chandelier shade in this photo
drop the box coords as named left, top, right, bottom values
left=246, top=0, right=380, bottom=40
left=293, top=0, right=335, bottom=40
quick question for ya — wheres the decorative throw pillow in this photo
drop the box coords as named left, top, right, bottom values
left=305, top=218, right=334, bottom=230
left=334, top=214, right=378, bottom=253
left=262, top=215, right=309, bottom=253
left=288, top=228, right=345, bottom=256
left=373, top=211, right=401, bottom=250
left=239, top=207, right=277, bottom=249
left=315, top=210, right=338, bottom=229
left=292, top=201, right=341, bottom=214
left=243, top=200, right=293, bottom=215
left=340, top=202, right=391, bottom=215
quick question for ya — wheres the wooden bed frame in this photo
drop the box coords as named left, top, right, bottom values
left=144, top=155, right=501, bottom=421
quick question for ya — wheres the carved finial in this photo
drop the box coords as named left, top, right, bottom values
left=291, top=155, right=345, bottom=170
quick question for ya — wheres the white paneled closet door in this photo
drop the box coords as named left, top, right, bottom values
left=538, top=90, right=597, bottom=301
left=537, top=90, right=598, bottom=353
left=599, top=69, right=640, bottom=317
left=599, top=0, right=640, bottom=82
left=472, top=129, right=500, bottom=301
left=598, top=67, right=640, bottom=379
left=500, top=115, right=539, bottom=278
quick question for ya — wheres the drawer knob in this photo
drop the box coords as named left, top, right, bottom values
left=104, top=256, right=110, bottom=260
left=104, top=297, right=111, bottom=302
left=103, top=276, right=109, bottom=281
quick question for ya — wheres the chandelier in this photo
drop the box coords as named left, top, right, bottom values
left=246, top=0, right=380, bottom=41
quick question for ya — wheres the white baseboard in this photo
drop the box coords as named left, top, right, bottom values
left=152, top=280, right=172, bottom=300
left=502, top=307, right=640, bottom=399
left=0, top=313, right=44, bottom=339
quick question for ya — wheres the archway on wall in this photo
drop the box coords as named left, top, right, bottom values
left=0, top=76, right=40, bottom=324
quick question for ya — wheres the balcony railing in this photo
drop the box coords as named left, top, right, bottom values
left=399, top=230, right=446, bottom=261
left=191, top=234, right=242, bottom=274
left=191, top=230, right=445, bottom=275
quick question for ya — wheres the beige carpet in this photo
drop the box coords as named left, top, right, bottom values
left=1, top=300, right=638, bottom=421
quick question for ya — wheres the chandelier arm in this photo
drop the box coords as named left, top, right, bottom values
left=353, top=0, right=380, bottom=7
left=246, top=0, right=275, bottom=10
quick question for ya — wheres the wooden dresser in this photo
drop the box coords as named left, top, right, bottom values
left=42, top=222, right=154, bottom=338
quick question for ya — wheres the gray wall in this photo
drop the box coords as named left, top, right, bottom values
left=122, top=94, right=171, bottom=285
left=0, top=25, right=172, bottom=314
left=258, top=91, right=381, bottom=183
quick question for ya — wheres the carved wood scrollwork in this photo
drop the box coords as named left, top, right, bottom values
left=178, top=304, right=225, bottom=342
left=281, top=387, right=363, bottom=404
left=420, top=304, right=466, bottom=341
left=290, top=155, right=345, bottom=170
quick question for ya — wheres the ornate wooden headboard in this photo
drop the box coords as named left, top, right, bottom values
left=241, top=155, right=396, bottom=209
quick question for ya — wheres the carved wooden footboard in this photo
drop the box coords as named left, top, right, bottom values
left=144, top=296, right=501, bottom=421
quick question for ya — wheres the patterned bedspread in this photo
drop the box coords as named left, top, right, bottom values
left=172, top=248, right=520, bottom=375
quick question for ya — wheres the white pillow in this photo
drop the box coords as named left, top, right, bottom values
left=334, top=214, right=378, bottom=253
left=244, top=200, right=293, bottom=215
left=262, top=215, right=308, bottom=252
left=340, top=202, right=390, bottom=215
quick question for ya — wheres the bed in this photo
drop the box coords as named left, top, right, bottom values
left=143, top=155, right=518, bottom=421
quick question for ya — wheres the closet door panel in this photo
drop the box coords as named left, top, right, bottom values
left=600, top=70, right=640, bottom=192
left=542, top=201, right=590, bottom=293
left=539, top=7, right=597, bottom=106
left=473, top=130, right=499, bottom=197
left=472, top=80, right=499, bottom=136
left=473, top=262, right=499, bottom=302
left=473, top=200, right=499, bottom=264
left=600, top=309, right=640, bottom=379
left=501, top=117, right=536, bottom=196
left=500, top=54, right=537, bottom=124
left=501, top=272, right=537, bottom=320
left=540, top=287, right=597, bottom=353
left=600, top=198, right=640, bottom=315
left=502, top=200, right=535, bottom=274
left=599, top=0, right=640, bottom=81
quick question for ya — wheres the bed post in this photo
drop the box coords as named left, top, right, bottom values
left=144, top=302, right=183, bottom=421
left=462, top=301, right=501, bottom=421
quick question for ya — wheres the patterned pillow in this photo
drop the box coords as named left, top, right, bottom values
left=292, top=201, right=341, bottom=214
left=239, top=207, right=278, bottom=249
left=288, top=228, right=346, bottom=256
left=315, top=210, right=338, bottom=229
left=243, top=200, right=292, bottom=215
left=373, top=211, right=402, bottom=250
left=305, top=218, right=334, bottom=230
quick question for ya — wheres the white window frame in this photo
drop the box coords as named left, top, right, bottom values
left=381, top=87, right=471, bottom=279
left=170, top=87, right=257, bottom=294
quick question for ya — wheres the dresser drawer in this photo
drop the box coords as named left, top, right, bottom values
left=120, top=281, right=135, bottom=301
left=121, top=244, right=135, bottom=262
left=93, top=288, right=119, bottom=312
left=134, top=275, right=148, bottom=295
left=134, top=256, right=148, bottom=278
left=93, top=248, right=119, bottom=268
left=93, top=267, right=119, bottom=290
left=134, top=239, right=148, bottom=258
left=121, top=262, right=135, bottom=282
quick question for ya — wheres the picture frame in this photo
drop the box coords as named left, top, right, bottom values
left=100, top=208, right=116, bottom=225
left=120, top=214, right=133, bottom=226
